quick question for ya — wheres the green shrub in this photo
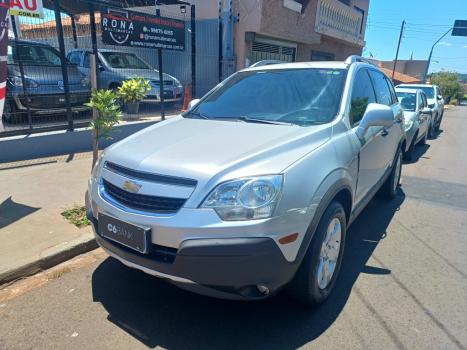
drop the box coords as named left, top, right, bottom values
left=449, top=99, right=458, bottom=106
left=85, top=89, right=123, bottom=139
left=117, top=78, right=151, bottom=103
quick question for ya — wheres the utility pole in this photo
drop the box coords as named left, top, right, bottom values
left=392, top=20, right=405, bottom=81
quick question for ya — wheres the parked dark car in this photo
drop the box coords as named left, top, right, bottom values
left=3, top=40, right=90, bottom=123
left=66, top=49, right=183, bottom=103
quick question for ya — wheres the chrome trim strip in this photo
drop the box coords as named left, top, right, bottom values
left=104, top=161, right=197, bottom=187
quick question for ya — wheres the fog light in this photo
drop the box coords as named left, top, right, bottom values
left=257, top=284, right=269, bottom=295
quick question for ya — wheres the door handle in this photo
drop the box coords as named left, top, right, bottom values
left=381, top=129, right=389, bottom=137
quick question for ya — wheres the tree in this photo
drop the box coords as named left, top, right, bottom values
left=85, top=89, right=122, bottom=169
left=429, top=71, right=463, bottom=100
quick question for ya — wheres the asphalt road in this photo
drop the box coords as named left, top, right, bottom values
left=1, top=107, right=467, bottom=350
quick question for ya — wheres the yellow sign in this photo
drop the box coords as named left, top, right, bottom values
left=10, top=0, right=44, bottom=18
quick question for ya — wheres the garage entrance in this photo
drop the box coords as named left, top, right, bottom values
left=251, top=39, right=296, bottom=64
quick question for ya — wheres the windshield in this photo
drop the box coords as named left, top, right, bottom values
left=101, top=52, right=150, bottom=69
left=8, top=44, right=65, bottom=66
left=402, top=86, right=435, bottom=99
left=189, top=68, right=347, bottom=126
left=396, top=91, right=416, bottom=111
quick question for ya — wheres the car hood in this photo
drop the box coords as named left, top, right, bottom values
left=109, top=68, right=176, bottom=82
left=8, top=64, right=83, bottom=85
left=104, top=116, right=331, bottom=189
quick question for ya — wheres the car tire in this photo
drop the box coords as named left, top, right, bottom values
left=288, top=201, right=346, bottom=305
left=2, top=100, right=20, bottom=124
left=380, top=148, right=402, bottom=200
left=428, top=121, right=435, bottom=139
left=403, top=135, right=416, bottom=161
left=435, top=113, right=442, bottom=131
left=420, top=129, right=428, bottom=146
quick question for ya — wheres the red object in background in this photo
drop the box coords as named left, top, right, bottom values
left=0, top=0, right=8, bottom=118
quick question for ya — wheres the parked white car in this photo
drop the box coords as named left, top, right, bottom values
left=396, top=84, right=444, bottom=131
left=86, top=56, right=406, bottom=304
left=395, top=88, right=432, bottom=160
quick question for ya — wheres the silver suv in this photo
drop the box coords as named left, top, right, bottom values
left=86, top=56, right=406, bottom=304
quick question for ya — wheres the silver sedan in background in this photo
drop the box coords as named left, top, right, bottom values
left=396, top=88, right=432, bottom=161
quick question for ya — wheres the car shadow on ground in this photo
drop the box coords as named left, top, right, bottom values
left=92, top=190, right=405, bottom=349
left=404, top=143, right=430, bottom=164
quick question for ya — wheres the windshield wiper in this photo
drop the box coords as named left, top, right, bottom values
left=237, top=116, right=293, bottom=126
left=185, top=110, right=210, bottom=119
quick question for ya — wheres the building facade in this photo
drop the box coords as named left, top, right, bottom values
left=160, top=0, right=369, bottom=70
left=232, top=0, right=368, bottom=69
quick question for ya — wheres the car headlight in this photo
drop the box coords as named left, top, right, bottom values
left=404, top=119, right=414, bottom=131
left=8, top=76, right=39, bottom=88
left=201, top=175, right=283, bottom=221
left=91, top=152, right=105, bottom=182
left=174, top=78, right=182, bottom=88
left=80, top=77, right=90, bottom=87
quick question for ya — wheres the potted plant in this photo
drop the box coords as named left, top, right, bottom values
left=117, top=77, right=151, bottom=114
left=85, top=89, right=123, bottom=169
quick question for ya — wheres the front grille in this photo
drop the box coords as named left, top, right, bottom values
left=103, top=179, right=186, bottom=213
left=19, top=93, right=90, bottom=108
left=151, top=80, right=174, bottom=86
left=163, top=90, right=174, bottom=99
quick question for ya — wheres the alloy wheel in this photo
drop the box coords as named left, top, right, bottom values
left=316, top=217, right=342, bottom=289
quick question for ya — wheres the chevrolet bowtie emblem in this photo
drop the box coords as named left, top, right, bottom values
left=122, top=180, right=142, bottom=193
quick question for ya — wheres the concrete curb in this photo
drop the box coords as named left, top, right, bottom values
left=0, top=235, right=98, bottom=286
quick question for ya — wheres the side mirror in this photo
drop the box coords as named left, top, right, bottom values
left=437, top=95, right=443, bottom=101
left=356, top=103, right=394, bottom=139
left=187, top=98, right=200, bottom=110
left=421, top=107, right=431, bottom=115
left=98, top=64, right=105, bottom=72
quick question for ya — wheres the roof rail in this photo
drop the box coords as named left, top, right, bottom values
left=345, top=55, right=374, bottom=66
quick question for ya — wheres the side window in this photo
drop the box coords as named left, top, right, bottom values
left=350, top=69, right=376, bottom=125
left=418, top=93, right=424, bottom=109
left=68, top=51, right=81, bottom=65
left=385, top=77, right=398, bottom=104
left=369, top=70, right=392, bottom=106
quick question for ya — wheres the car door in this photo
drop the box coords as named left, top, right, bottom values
left=350, top=68, right=386, bottom=204
left=417, top=91, right=428, bottom=138
left=368, top=69, right=402, bottom=173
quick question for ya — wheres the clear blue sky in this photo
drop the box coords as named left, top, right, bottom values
left=364, top=0, right=467, bottom=74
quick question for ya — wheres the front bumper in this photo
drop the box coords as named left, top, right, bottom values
left=10, top=92, right=91, bottom=115
left=85, top=191, right=298, bottom=300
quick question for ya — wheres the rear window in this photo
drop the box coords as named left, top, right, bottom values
left=402, top=86, right=435, bottom=99
left=396, top=91, right=416, bottom=111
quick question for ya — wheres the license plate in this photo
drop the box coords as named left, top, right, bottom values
left=98, top=213, right=151, bottom=254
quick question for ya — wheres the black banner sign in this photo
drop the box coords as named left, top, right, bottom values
left=101, top=7, right=185, bottom=51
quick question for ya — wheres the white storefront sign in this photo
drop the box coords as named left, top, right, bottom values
left=10, top=0, right=44, bottom=18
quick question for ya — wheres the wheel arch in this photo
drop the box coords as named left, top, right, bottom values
left=293, top=175, right=353, bottom=266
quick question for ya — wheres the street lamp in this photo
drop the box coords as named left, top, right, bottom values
left=423, top=20, right=467, bottom=82
left=422, top=27, right=452, bottom=83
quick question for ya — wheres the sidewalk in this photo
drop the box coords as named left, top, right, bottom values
left=0, top=153, right=96, bottom=284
